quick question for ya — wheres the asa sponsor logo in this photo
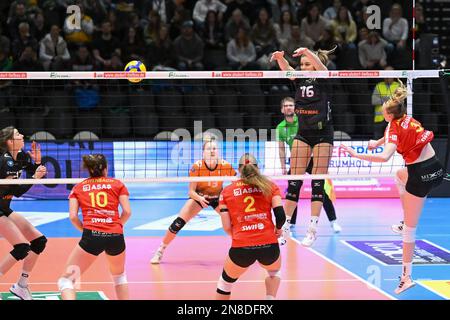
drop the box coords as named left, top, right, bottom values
left=82, top=184, right=112, bottom=192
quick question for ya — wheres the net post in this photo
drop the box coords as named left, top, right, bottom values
left=407, top=74, right=414, bottom=116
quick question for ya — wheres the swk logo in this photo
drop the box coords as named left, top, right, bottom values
left=66, top=5, right=81, bottom=31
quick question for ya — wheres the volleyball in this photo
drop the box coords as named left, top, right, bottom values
left=124, top=60, right=146, bottom=83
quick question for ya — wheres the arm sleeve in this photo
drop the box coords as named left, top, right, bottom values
left=273, top=206, right=286, bottom=229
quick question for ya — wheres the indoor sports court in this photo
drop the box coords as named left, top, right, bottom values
left=0, top=0, right=449, bottom=302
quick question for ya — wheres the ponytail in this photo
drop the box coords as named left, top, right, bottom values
left=240, top=164, right=273, bottom=197
left=385, top=79, right=408, bottom=119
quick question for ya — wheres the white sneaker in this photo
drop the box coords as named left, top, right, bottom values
left=391, top=221, right=404, bottom=235
left=278, top=235, right=287, bottom=246
left=9, top=283, right=33, bottom=300
left=331, top=221, right=342, bottom=233
left=301, top=228, right=317, bottom=247
left=282, top=220, right=291, bottom=239
left=150, top=249, right=164, bottom=264
left=395, top=275, right=415, bottom=294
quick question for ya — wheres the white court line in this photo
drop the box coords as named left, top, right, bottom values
left=289, top=237, right=397, bottom=300
left=0, top=279, right=362, bottom=286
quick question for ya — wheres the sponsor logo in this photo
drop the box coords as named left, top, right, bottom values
left=103, top=72, right=145, bottom=79
left=401, top=116, right=412, bottom=129
left=91, top=217, right=113, bottom=223
left=221, top=71, right=263, bottom=78
left=242, top=223, right=265, bottom=231
left=50, top=72, right=69, bottom=78
left=389, top=134, right=398, bottom=142
left=168, top=71, right=188, bottom=78
left=82, top=184, right=112, bottom=192
left=7, top=160, right=14, bottom=167
left=421, top=168, right=444, bottom=182
left=328, top=71, right=380, bottom=78
left=212, top=72, right=222, bottom=78
left=344, top=240, right=450, bottom=265
left=244, top=213, right=267, bottom=221
left=0, top=72, right=27, bottom=79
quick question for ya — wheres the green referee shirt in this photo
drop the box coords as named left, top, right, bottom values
left=276, top=115, right=298, bottom=150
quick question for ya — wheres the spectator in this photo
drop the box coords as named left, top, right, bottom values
left=358, top=31, right=387, bottom=69
left=224, top=8, right=250, bottom=42
left=371, top=66, right=399, bottom=138
left=414, top=3, right=427, bottom=41
left=251, top=7, right=277, bottom=64
left=71, top=45, right=96, bottom=71
left=12, top=22, right=38, bottom=60
left=323, top=0, right=352, bottom=22
left=143, top=10, right=162, bottom=45
left=146, top=24, right=175, bottom=70
left=281, top=25, right=315, bottom=69
left=382, top=4, right=408, bottom=49
left=64, top=3, right=94, bottom=47
left=271, top=0, right=297, bottom=24
left=83, top=0, right=108, bottom=26
left=0, top=25, right=11, bottom=56
left=314, top=27, right=338, bottom=70
left=39, top=24, right=71, bottom=70
left=121, top=27, right=146, bottom=63
left=223, top=0, right=253, bottom=24
left=169, top=6, right=191, bottom=40
left=353, top=1, right=376, bottom=28
left=193, top=0, right=227, bottom=28
left=143, top=0, right=174, bottom=24
left=92, top=21, right=121, bottom=69
left=8, top=2, right=35, bottom=40
left=329, top=6, right=357, bottom=49
left=300, top=3, right=328, bottom=43
left=358, top=26, right=369, bottom=43
left=13, top=46, right=43, bottom=71
left=173, top=20, right=204, bottom=70
left=0, top=44, right=13, bottom=106
left=274, top=10, right=296, bottom=48
left=33, top=12, right=48, bottom=42
left=226, top=26, right=258, bottom=70
left=201, top=10, right=225, bottom=50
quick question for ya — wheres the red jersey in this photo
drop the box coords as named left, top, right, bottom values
left=189, top=159, right=236, bottom=196
left=69, top=177, right=129, bottom=234
left=219, top=180, right=281, bottom=247
left=385, top=115, right=434, bottom=163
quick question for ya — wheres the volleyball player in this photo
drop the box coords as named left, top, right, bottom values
left=58, top=154, right=131, bottom=300
left=151, top=138, right=236, bottom=264
left=341, top=82, right=444, bottom=294
left=216, top=153, right=285, bottom=300
left=271, top=47, right=336, bottom=247
left=0, top=127, right=47, bottom=300
left=276, top=97, right=341, bottom=235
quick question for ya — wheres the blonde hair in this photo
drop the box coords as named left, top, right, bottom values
left=239, top=154, right=273, bottom=197
left=385, top=79, right=408, bottom=119
left=302, top=46, right=337, bottom=67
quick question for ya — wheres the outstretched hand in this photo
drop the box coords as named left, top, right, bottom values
left=28, top=141, right=41, bottom=164
left=292, top=47, right=308, bottom=57
left=270, top=51, right=285, bottom=62
left=340, top=144, right=357, bottom=157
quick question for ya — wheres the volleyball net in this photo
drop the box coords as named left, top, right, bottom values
left=0, top=69, right=448, bottom=199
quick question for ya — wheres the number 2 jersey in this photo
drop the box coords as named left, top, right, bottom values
left=385, top=115, right=434, bottom=163
left=220, top=180, right=281, bottom=247
left=189, top=159, right=236, bottom=197
left=69, top=177, right=129, bottom=234
left=294, top=78, right=332, bottom=130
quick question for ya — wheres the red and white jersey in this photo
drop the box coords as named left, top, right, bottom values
left=69, top=177, right=129, bottom=234
left=220, top=180, right=281, bottom=247
left=385, top=115, right=434, bottom=163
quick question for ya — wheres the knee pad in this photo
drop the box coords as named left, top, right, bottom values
left=30, top=235, right=47, bottom=254
left=112, top=273, right=128, bottom=286
left=395, top=175, right=406, bottom=196
left=403, top=225, right=416, bottom=243
left=267, top=270, right=281, bottom=278
left=169, top=217, right=186, bottom=234
left=58, top=277, right=74, bottom=291
left=311, top=179, right=324, bottom=202
left=10, top=243, right=31, bottom=261
left=216, top=270, right=237, bottom=295
left=286, top=180, right=302, bottom=202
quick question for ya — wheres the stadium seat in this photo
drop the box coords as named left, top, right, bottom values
left=30, top=131, right=56, bottom=141
left=73, top=131, right=100, bottom=140
left=75, top=111, right=103, bottom=137
left=133, top=112, right=159, bottom=137
left=334, top=131, right=351, bottom=140
left=184, top=92, right=211, bottom=115
left=46, top=109, right=74, bottom=138
left=103, top=112, right=131, bottom=138
left=129, top=89, right=156, bottom=114
left=0, top=110, right=15, bottom=128
left=17, top=112, right=45, bottom=137
left=154, top=131, right=180, bottom=141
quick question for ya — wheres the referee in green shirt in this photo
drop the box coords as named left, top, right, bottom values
left=276, top=97, right=341, bottom=232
